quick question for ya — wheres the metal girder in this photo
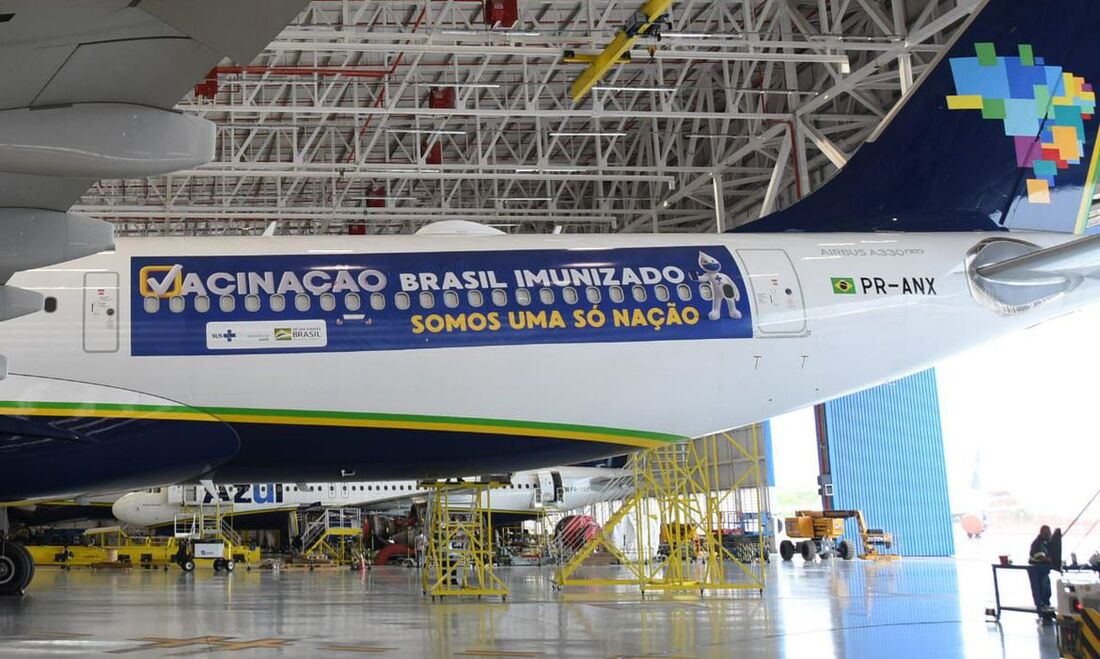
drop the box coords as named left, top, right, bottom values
left=74, top=0, right=976, bottom=237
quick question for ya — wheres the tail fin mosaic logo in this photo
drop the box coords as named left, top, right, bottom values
left=946, top=43, right=1096, bottom=205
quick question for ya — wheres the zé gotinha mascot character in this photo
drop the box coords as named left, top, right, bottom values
left=696, top=251, right=742, bottom=320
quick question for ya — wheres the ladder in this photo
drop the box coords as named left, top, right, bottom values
left=421, top=480, right=508, bottom=600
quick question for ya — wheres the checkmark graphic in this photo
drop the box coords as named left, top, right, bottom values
left=145, top=264, right=183, bottom=297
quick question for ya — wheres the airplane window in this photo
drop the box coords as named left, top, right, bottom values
left=245, top=294, right=261, bottom=312
left=539, top=288, right=554, bottom=304
left=384, top=485, right=389, bottom=491
left=320, top=293, right=336, bottom=312
left=491, top=289, right=508, bottom=306
left=467, top=290, right=484, bottom=307
left=655, top=284, right=670, bottom=302
left=609, top=286, right=624, bottom=303
left=170, top=296, right=186, bottom=313
left=270, top=294, right=286, bottom=312
left=515, top=288, right=531, bottom=306
left=676, top=283, right=692, bottom=302
left=585, top=286, right=601, bottom=304
left=419, top=291, right=435, bottom=309
left=562, top=287, right=578, bottom=304
left=219, top=295, right=234, bottom=312
left=295, top=293, right=311, bottom=311
left=394, top=292, right=410, bottom=310
left=443, top=291, right=460, bottom=308
left=345, top=293, right=361, bottom=311
left=44, top=297, right=57, bottom=313
left=194, top=296, right=211, bottom=313
left=699, top=284, right=713, bottom=301
left=370, top=293, right=386, bottom=310
left=143, top=297, right=160, bottom=314
left=632, top=285, right=647, bottom=303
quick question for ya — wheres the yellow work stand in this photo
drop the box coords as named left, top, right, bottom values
left=420, top=480, right=508, bottom=601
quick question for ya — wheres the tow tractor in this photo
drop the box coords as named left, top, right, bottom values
left=1055, top=570, right=1100, bottom=657
left=779, top=509, right=894, bottom=561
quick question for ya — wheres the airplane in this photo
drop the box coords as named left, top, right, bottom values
left=1, top=0, right=1099, bottom=595
left=110, top=467, right=634, bottom=528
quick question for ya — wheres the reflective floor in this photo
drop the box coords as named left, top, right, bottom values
left=0, top=558, right=1059, bottom=657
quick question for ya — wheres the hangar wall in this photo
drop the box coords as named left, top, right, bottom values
left=823, top=369, right=955, bottom=557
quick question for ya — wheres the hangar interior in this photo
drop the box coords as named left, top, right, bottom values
left=1, top=1, right=1098, bottom=658
left=78, top=0, right=978, bottom=236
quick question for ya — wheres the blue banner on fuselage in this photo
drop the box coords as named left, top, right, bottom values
left=130, top=246, right=753, bottom=356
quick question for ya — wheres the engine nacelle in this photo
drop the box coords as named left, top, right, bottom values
left=0, top=103, right=214, bottom=178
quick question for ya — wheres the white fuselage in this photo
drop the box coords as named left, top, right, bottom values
left=0, top=230, right=1084, bottom=493
left=111, top=467, right=633, bottom=527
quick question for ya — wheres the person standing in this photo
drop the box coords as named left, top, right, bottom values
left=415, top=530, right=427, bottom=569
left=1028, top=525, right=1054, bottom=615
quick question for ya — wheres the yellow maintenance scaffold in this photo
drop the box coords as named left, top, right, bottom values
left=420, top=479, right=508, bottom=601
left=294, top=507, right=364, bottom=566
left=554, top=427, right=768, bottom=595
left=172, top=500, right=259, bottom=572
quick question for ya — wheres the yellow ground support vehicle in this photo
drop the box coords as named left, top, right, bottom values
left=25, top=526, right=177, bottom=568
left=25, top=524, right=259, bottom=571
left=779, top=510, right=893, bottom=561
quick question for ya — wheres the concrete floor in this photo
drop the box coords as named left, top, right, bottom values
left=0, top=558, right=1060, bottom=657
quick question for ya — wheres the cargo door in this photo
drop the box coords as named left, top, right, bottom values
left=735, top=249, right=807, bottom=336
left=550, top=471, right=564, bottom=504
left=535, top=471, right=556, bottom=508
left=83, top=271, right=119, bottom=352
left=166, top=486, right=184, bottom=505
left=179, top=485, right=202, bottom=506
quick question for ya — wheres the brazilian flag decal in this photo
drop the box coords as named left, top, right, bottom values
left=831, top=277, right=856, bottom=295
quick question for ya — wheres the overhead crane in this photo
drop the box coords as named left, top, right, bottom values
left=569, top=0, right=673, bottom=103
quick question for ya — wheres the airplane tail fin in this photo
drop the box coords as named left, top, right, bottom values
left=737, top=0, right=1100, bottom=235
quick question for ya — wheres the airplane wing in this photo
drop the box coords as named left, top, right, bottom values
left=351, top=493, right=427, bottom=514
left=0, top=0, right=307, bottom=316
left=0, top=0, right=305, bottom=210
left=0, top=2, right=309, bottom=503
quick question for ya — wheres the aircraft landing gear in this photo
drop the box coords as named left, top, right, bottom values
left=0, top=540, right=35, bottom=596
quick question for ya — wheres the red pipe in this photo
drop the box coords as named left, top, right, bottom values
left=762, top=119, right=804, bottom=200
left=345, top=6, right=430, bottom=163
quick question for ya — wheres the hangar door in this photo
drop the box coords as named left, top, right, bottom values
left=819, top=369, right=954, bottom=556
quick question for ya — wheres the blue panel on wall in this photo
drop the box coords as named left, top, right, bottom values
left=824, top=369, right=955, bottom=557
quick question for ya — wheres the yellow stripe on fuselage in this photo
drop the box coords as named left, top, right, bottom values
left=3, top=406, right=664, bottom=449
